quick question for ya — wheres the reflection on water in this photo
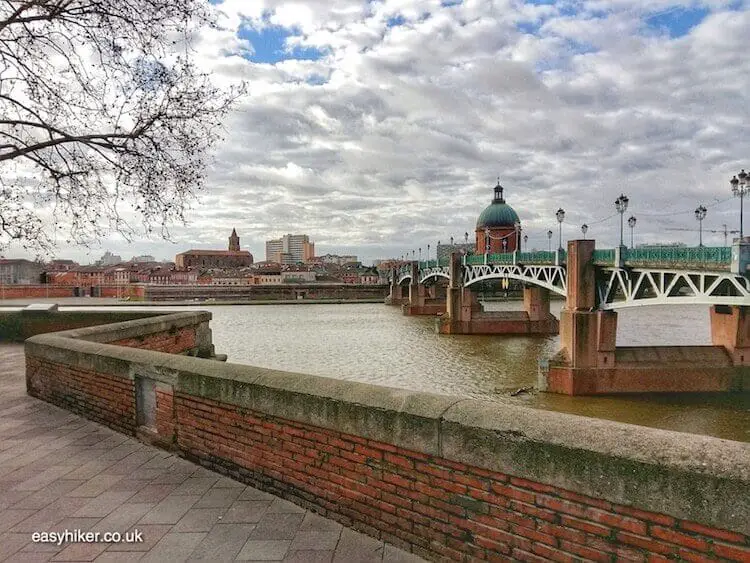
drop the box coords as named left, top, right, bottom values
left=65, top=302, right=750, bottom=443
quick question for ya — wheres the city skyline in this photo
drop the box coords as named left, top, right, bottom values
left=2, top=1, right=749, bottom=264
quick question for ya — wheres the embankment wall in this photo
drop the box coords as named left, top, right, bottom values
left=24, top=313, right=750, bottom=562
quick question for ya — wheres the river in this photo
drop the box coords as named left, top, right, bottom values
left=62, top=301, right=750, bottom=443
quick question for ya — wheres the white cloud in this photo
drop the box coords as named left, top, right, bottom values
left=7, top=0, right=750, bottom=263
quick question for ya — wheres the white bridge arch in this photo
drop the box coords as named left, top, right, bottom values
left=462, top=264, right=567, bottom=296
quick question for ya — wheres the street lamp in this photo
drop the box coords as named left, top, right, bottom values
left=514, top=220, right=521, bottom=251
left=556, top=208, right=565, bottom=251
left=730, top=170, right=748, bottom=239
left=450, top=236, right=454, bottom=245
left=427, top=244, right=430, bottom=265
left=464, top=232, right=469, bottom=244
left=523, top=234, right=528, bottom=250
left=695, top=205, right=707, bottom=247
left=615, top=193, right=629, bottom=248
left=418, top=247, right=421, bottom=262
left=581, top=224, right=588, bottom=239
left=484, top=228, right=490, bottom=254
left=547, top=230, right=553, bottom=252
left=627, top=216, right=636, bottom=249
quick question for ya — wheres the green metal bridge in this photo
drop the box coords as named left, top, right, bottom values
left=390, top=245, right=750, bottom=309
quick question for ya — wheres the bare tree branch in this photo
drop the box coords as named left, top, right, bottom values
left=0, top=0, right=244, bottom=252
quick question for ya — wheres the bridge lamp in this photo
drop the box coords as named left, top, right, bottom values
left=427, top=244, right=430, bottom=264
left=514, top=220, right=521, bottom=251
left=581, top=224, right=588, bottom=239
left=502, top=237, right=508, bottom=252
left=547, top=230, right=553, bottom=252
left=523, top=234, right=528, bottom=250
left=730, top=170, right=748, bottom=239
left=615, top=193, right=629, bottom=248
left=418, top=247, right=422, bottom=262
left=556, top=208, right=565, bottom=252
left=627, top=216, right=636, bottom=249
left=694, top=205, right=707, bottom=247
left=450, top=236, right=454, bottom=245
left=484, top=228, right=491, bottom=254
left=465, top=232, right=469, bottom=244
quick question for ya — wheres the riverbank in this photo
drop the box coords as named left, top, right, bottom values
left=0, top=297, right=386, bottom=307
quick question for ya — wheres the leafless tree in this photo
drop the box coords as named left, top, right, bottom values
left=0, top=0, right=243, bottom=251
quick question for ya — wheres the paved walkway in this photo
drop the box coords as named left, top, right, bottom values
left=0, top=344, right=425, bottom=562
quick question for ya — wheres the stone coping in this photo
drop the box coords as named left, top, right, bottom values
left=24, top=311, right=750, bottom=535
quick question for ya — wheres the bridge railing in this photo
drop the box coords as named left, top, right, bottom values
left=624, top=246, right=731, bottom=265
left=517, top=251, right=557, bottom=264
left=592, top=249, right=615, bottom=264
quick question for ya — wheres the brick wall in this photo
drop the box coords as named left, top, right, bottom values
left=26, top=357, right=136, bottom=435
left=173, top=394, right=750, bottom=562
left=0, top=285, right=75, bottom=299
left=24, top=311, right=750, bottom=562
left=112, top=326, right=196, bottom=354
left=155, top=387, right=176, bottom=445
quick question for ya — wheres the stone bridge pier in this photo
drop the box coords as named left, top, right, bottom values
left=384, top=268, right=407, bottom=306
left=545, top=240, right=749, bottom=395
left=402, top=263, right=448, bottom=315
left=437, top=253, right=559, bottom=334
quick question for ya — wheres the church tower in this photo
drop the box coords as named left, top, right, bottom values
left=228, top=228, right=240, bottom=252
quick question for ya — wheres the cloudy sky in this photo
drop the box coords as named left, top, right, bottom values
left=10, top=0, right=750, bottom=264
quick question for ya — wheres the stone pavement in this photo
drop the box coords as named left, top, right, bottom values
left=0, top=344, right=426, bottom=562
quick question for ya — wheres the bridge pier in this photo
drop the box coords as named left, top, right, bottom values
left=545, top=240, right=745, bottom=395
left=385, top=268, right=407, bottom=306
left=402, top=263, right=447, bottom=315
left=437, top=254, right=559, bottom=334
left=711, top=305, right=750, bottom=388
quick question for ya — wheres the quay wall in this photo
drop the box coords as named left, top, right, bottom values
left=0, top=284, right=146, bottom=300
left=0, top=283, right=385, bottom=301
left=0, top=309, right=161, bottom=341
left=142, top=283, right=388, bottom=301
left=24, top=312, right=750, bottom=562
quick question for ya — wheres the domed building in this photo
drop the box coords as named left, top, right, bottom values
left=475, top=180, right=521, bottom=254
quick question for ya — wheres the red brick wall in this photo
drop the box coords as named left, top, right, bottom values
left=26, top=357, right=136, bottom=435
left=155, top=388, right=176, bottom=445
left=175, top=393, right=750, bottom=562
left=112, top=326, right=196, bottom=354
left=0, top=285, right=75, bottom=299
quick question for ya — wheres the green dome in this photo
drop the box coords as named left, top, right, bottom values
left=476, top=202, right=520, bottom=228
left=476, top=181, right=520, bottom=228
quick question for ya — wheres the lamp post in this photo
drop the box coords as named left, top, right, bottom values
left=627, top=216, right=636, bottom=249
left=427, top=244, right=430, bottom=265
left=464, top=232, right=469, bottom=244
left=484, top=228, right=490, bottom=254
left=547, top=230, right=553, bottom=252
left=523, top=234, right=528, bottom=250
left=502, top=237, right=508, bottom=253
left=695, top=205, right=707, bottom=247
left=615, top=193, right=629, bottom=248
left=514, top=220, right=521, bottom=251
left=437, top=241, right=440, bottom=265
left=450, top=236, right=454, bottom=245
left=556, top=208, right=565, bottom=251
left=581, top=224, right=588, bottom=239
left=730, top=170, right=748, bottom=239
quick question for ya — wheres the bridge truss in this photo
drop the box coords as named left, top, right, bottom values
left=463, top=264, right=567, bottom=296
left=596, top=268, right=750, bottom=309
left=390, top=260, right=749, bottom=309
